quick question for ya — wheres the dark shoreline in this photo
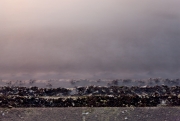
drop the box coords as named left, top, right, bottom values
left=0, top=85, right=180, bottom=107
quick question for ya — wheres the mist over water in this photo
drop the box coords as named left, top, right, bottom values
left=0, top=0, right=180, bottom=80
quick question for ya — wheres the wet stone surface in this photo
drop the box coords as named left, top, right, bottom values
left=0, top=85, right=180, bottom=107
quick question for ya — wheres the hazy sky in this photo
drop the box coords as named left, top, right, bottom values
left=0, top=0, right=180, bottom=79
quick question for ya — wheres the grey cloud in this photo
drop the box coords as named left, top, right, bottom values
left=0, top=0, right=180, bottom=79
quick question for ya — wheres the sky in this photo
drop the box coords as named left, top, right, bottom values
left=0, top=0, right=180, bottom=80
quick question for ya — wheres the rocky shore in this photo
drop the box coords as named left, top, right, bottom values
left=0, top=85, right=180, bottom=107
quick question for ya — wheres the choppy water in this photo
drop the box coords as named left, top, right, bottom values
left=0, top=78, right=179, bottom=88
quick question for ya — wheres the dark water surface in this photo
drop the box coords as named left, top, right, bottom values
left=0, top=107, right=180, bottom=121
